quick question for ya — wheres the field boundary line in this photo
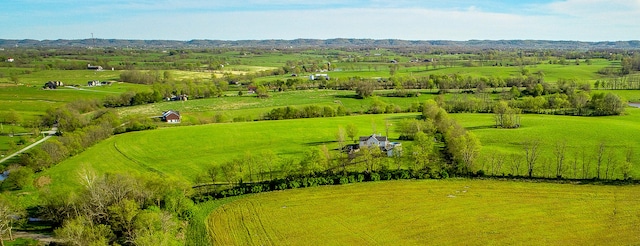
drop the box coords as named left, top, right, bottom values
left=113, top=141, right=165, bottom=176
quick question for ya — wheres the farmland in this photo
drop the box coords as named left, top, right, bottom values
left=207, top=179, right=640, bottom=245
left=1, top=42, right=640, bottom=245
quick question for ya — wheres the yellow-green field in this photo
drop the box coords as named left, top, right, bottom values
left=208, top=179, right=640, bottom=245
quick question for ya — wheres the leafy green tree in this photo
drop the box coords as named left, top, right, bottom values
left=346, top=123, right=358, bottom=143
left=108, top=199, right=140, bottom=241
left=493, top=101, right=520, bottom=128
left=355, top=82, right=374, bottom=98
left=410, top=131, right=435, bottom=172
left=2, top=166, right=34, bottom=190
left=132, top=210, right=182, bottom=246
left=256, top=85, right=269, bottom=98
left=55, top=215, right=115, bottom=246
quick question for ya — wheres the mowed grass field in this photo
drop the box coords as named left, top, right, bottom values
left=39, top=114, right=419, bottom=192
left=207, top=179, right=640, bottom=245
left=453, top=107, right=640, bottom=178
left=41, top=107, right=640, bottom=193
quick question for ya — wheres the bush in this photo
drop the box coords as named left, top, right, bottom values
left=369, top=172, right=381, bottom=181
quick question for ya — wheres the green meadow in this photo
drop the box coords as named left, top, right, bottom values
left=454, top=107, right=640, bottom=178
left=39, top=107, right=640, bottom=194
left=38, top=114, right=417, bottom=192
left=207, top=179, right=640, bottom=245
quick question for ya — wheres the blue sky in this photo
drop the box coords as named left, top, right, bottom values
left=2, top=0, right=639, bottom=41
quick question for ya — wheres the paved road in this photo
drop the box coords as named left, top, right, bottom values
left=0, top=127, right=57, bottom=164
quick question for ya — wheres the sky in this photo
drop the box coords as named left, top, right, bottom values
left=2, top=0, right=639, bottom=41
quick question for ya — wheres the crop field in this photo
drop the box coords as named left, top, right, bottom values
left=207, top=179, right=640, bottom=245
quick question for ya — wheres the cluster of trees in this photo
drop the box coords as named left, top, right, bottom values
left=6, top=102, right=159, bottom=191
left=264, top=105, right=348, bottom=120
left=437, top=84, right=625, bottom=116
left=39, top=170, right=193, bottom=245
left=482, top=140, right=635, bottom=181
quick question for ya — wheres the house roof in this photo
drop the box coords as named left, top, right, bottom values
left=162, top=110, right=180, bottom=117
left=359, top=134, right=387, bottom=142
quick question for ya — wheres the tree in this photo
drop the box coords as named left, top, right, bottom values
left=553, top=140, right=567, bottom=178
left=622, top=147, right=633, bottom=180
left=355, top=82, right=374, bottom=98
left=0, top=197, right=25, bottom=245
left=595, top=141, right=606, bottom=179
left=205, top=165, right=220, bottom=184
left=493, top=101, right=521, bottom=128
left=336, top=127, right=346, bottom=151
left=220, top=160, right=239, bottom=185
left=2, top=166, right=34, bottom=190
left=107, top=199, right=140, bottom=241
left=255, top=85, right=269, bottom=98
left=346, top=123, right=358, bottom=143
left=449, top=131, right=481, bottom=174
left=55, top=215, right=115, bottom=246
left=410, top=131, right=435, bottom=172
left=523, top=139, right=541, bottom=177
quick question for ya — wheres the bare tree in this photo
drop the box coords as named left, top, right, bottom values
left=623, top=147, right=634, bottom=180
left=553, top=140, right=567, bottom=178
left=510, top=153, right=523, bottom=176
left=581, top=148, right=592, bottom=179
left=595, top=141, right=606, bottom=179
left=523, top=139, right=541, bottom=178
left=605, top=149, right=616, bottom=180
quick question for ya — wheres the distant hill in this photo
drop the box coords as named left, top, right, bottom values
left=1, top=38, right=639, bottom=50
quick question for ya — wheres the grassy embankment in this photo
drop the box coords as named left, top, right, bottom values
left=207, top=179, right=640, bottom=245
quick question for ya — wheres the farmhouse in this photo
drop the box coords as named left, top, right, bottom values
left=87, top=80, right=101, bottom=86
left=358, top=134, right=402, bottom=157
left=162, top=110, right=181, bottom=123
left=167, top=94, right=188, bottom=101
left=6, top=58, right=14, bottom=62
left=43, top=81, right=63, bottom=89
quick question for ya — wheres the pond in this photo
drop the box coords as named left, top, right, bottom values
left=629, top=103, right=640, bottom=108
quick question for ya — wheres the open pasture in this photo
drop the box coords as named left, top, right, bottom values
left=38, top=114, right=418, bottom=191
left=453, top=107, right=640, bottom=178
left=116, top=89, right=439, bottom=120
left=207, top=179, right=640, bottom=245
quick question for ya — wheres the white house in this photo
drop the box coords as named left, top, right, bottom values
left=6, top=58, right=14, bottom=62
left=359, top=134, right=402, bottom=157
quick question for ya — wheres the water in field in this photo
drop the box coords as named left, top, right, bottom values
left=629, top=103, right=640, bottom=108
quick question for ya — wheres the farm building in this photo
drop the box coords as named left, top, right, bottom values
left=87, top=64, right=103, bottom=71
left=309, top=74, right=329, bottom=80
left=359, top=134, right=402, bottom=157
left=6, top=58, right=14, bottom=62
left=43, top=81, right=63, bottom=89
left=167, top=95, right=188, bottom=101
left=162, top=110, right=181, bottom=123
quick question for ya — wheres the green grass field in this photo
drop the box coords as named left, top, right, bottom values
left=38, top=106, right=640, bottom=195
left=207, top=179, right=640, bottom=245
left=38, top=113, right=418, bottom=192
left=453, top=107, right=640, bottom=178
